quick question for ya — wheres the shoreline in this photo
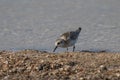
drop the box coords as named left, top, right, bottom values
left=0, top=49, right=120, bottom=80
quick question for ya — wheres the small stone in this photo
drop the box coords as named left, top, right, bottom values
left=35, top=66, right=39, bottom=70
left=99, top=65, right=108, bottom=72
left=9, top=68, right=17, bottom=73
left=27, top=66, right=32, bottom=70
left=64, top=65, right=71, bottom=71
left=41, top=60, right=44, bottom=63
left=0, top=56, right=3, bottom=58
left=17, top=67, right=26, bottom=73
left=59, top=68, right=64, bottom=71
left=45, top=55, right=49, bottom=57
left=52, top=63, right=62, bottom=69
left=38, top=62, right=51, bottom=71
left=116, top=73, right=120, bottom=77
left=3, top=61, right=8, bottom=64
left=67, top=61, right=77, bottom=66
left=80, top=77, right=85, bottom=80
left=3, top=64, right=8, bottom=71
left=3, top=75, right=9, bottom=80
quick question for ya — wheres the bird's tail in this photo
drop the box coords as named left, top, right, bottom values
left=76, top=27, right=82, bottom=34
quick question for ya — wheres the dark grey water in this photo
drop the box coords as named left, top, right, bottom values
left=0, top=0, right=120, bottom=52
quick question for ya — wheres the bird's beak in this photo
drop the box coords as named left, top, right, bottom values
left=53, top=46, right=58, bottom=52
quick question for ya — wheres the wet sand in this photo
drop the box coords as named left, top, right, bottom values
left=0, top=49, right=120, bottom=80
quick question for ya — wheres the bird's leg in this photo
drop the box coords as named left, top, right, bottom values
left=73, top=46, right=75, bottom=52
left=67, top=47, right=68, bottom=52
left=53, top=46, right=58, bottom=52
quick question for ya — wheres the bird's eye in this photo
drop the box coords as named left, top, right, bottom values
left=57, top=42, right=60, bottom=45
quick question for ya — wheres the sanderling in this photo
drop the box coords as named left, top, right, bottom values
left=53, top=27, right=82, bottom=52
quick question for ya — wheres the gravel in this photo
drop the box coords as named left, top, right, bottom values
left=0, top=49, right=120, bottom=80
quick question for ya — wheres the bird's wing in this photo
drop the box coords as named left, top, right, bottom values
left=60, top=32, right=70, bottom=40
left=70, top=31, right=79, bottom=40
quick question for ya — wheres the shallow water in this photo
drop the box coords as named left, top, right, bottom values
left=0, top=0, right=120, bottom=52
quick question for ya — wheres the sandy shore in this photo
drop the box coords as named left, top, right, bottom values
left=0, top=49, right=120, bottom=80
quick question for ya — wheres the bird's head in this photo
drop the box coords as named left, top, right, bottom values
left=55, top=39, right=65, bottom=47
left=53, top=39, right=65, bottom=52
